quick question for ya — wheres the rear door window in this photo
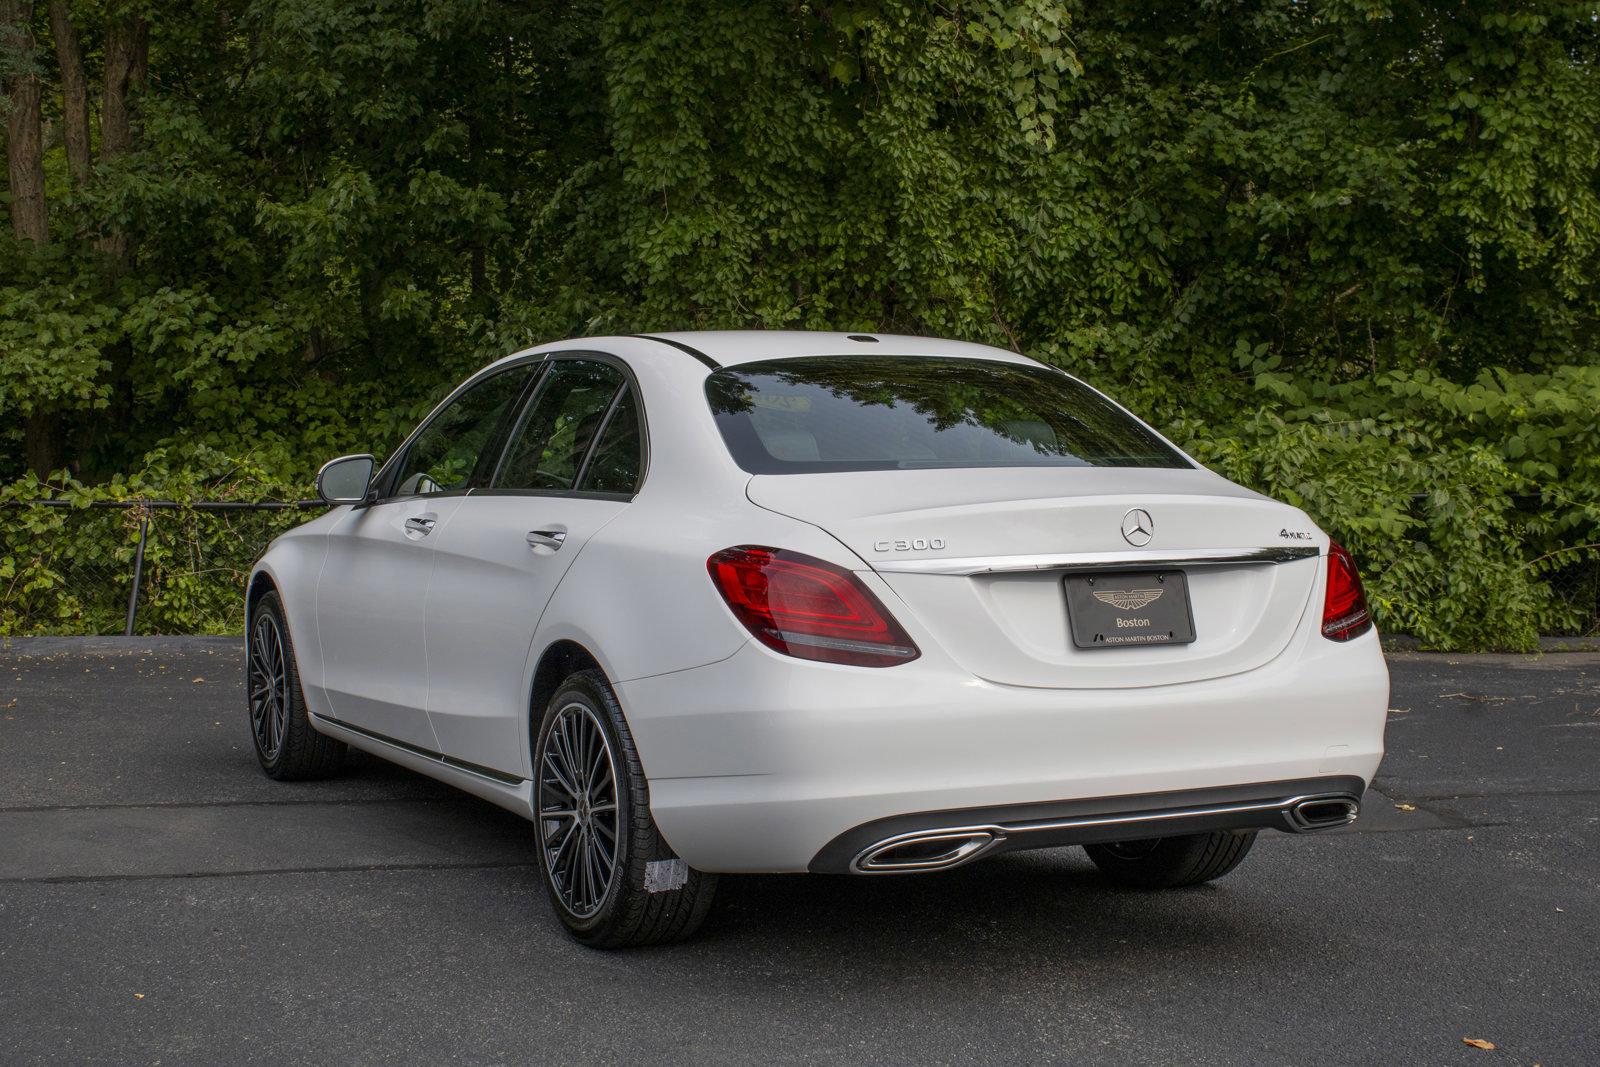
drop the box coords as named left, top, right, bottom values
left=493, top=360, right=627, bottom=492
left=705, top=356, right=1189, bottom=473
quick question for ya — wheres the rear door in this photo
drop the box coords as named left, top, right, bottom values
left=316, top=361, right=539, bottom=747
left=422, top=355, right=644, bottom=777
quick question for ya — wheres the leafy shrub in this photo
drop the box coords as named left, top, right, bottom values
left=1171, top=366, right=1600, bottom=650
left=0, top=450, right=313, bottom=636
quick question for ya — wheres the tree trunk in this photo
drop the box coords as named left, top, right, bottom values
left=97, top=12, right=147, bottom=263
left=100, top=13, right=148, bottom=159
left=2, top=0, right=48, bottom=245
left=24, top=413, right=61, bottom=480
left=4, top=2, right=58, bottom=476
left=47, top=0, right=91, bottom=186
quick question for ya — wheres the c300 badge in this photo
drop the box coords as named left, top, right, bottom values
left=873, top=537, right=947, bottom=552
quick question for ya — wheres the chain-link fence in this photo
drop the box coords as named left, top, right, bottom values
left=1, top=499, right=1596, bottom=638
left=1545, top=555, right=1600, bottom=637
left=0, top=500, right=324, bottom=636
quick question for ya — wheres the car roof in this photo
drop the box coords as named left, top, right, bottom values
left=634, top=331, right=1041, bottom=368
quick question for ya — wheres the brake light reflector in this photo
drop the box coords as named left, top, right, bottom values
left=1321, top=541, right=1373, bottom=641
left=707, top=546, right=920, bottom=667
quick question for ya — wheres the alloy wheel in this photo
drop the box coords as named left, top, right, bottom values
left=248, top=612, right=290, bottom=761
left=537, top=701, right=620, bottom=919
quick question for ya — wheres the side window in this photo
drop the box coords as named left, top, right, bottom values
left=493, top=360, right=625, bottom=492
left=390, top=365, right=537, bottom=497
left=578, top=388, right=643, bottom=495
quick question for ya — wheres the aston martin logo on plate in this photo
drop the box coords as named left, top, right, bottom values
left=1092, top=588, right=1165, bottom=611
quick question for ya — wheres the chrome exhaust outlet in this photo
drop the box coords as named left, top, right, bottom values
left=1287, top=795, right=1360, bottom=832
left=852, top=829, right=1003, bottom=874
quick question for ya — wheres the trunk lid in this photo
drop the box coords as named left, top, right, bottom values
left=747, top=467, right=1326, bottom=689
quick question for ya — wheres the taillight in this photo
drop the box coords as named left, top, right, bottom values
left=1321, top=541, right=1373, bottom=641
left=707, top=546, right=920, bottom=667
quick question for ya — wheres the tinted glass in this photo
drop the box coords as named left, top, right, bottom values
left=578, top=389, right=643, bottom=495
left=494, top=360, right=625, bottom=491
left=392, top=365, right=536, bottom=496
left=705, top=357, right=1189, bottom=473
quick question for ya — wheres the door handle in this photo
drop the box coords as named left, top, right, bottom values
left=405, top=516, right=437, bottom=536
left=526, top=529, right=567, bottom=551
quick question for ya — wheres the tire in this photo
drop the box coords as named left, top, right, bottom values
left=1084, top=830, right=1256, bottom=889
left=247, top=590, right=347, bottom=780
left=533, top=669, right=717, bottom=948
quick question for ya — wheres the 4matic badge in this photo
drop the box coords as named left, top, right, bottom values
left=1278, top=528, right=1315, bottom=541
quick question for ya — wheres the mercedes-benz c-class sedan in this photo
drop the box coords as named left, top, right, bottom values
left=247, top=331, right=1388, bottom=947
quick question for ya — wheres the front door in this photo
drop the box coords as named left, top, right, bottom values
left=315, top=497, right=464, bottom=749
left=315, top=360, right=540, bottom=749
left=424, top=357, right=645, bottom=777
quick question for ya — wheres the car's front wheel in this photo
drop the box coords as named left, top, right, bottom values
left=533, top=669, right=717, bottom=948
left=247, top=590, right=346, bottom=780
left=1084, top=831, right=1256, bottom=889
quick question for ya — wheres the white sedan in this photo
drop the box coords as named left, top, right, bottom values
left=247, top=331, right=1388, bottom=947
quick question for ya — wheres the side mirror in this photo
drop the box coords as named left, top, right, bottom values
left=316, top=454, right=376, bottom=505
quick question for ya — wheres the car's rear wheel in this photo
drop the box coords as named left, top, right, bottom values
left=534, top=669, right=716, bottom=948
left=247, top=590, right=346, bottom=780
left=1084, top=830, right=1256, bottom=889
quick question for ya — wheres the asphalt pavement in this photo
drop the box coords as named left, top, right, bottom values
left=0, top=637, right=1596, bottom=1065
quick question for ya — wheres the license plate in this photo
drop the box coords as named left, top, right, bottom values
left=1064, top=570, right=1196, bottom=649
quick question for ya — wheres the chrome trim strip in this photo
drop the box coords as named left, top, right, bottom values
left=870, top=545, right=1320, bottom=576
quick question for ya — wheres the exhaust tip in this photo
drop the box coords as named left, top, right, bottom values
left=1288, top=796, right=1360, bottom=832
left=854, top=830, right=1000, bottom=874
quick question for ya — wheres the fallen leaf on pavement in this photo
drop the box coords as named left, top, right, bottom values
left=1395, top=802, right=1416, bottom=812
left=192, top=677, right=204, bottom=684
left=1462, top=1038, right=1495, bottom=1050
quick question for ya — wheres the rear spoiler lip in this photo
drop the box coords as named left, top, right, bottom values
left=869, top=545, right=1321, bottom=577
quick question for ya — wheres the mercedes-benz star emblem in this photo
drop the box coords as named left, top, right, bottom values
left=1121, top=508, right=1154, bottom=547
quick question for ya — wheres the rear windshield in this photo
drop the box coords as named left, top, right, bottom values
left=705, top=356, right=1190, bottom=474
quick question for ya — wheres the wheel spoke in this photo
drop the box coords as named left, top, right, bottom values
left=549, top=820, right=580, bottom=883
left=542, top=751, right=580, bottom=801
left=591, top=824, right=615, bottom=866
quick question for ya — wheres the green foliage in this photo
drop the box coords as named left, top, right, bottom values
left=0, top=455, right=311, bottom=636
left=2, top=1, right=1598, bottom=646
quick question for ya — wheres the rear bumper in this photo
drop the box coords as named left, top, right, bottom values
left=617, top=627, right=1387, bottom=874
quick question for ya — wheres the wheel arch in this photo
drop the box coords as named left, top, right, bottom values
left=245, top=568, right=279, bottom=628
left=528, top=638, right=606, bottom=749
